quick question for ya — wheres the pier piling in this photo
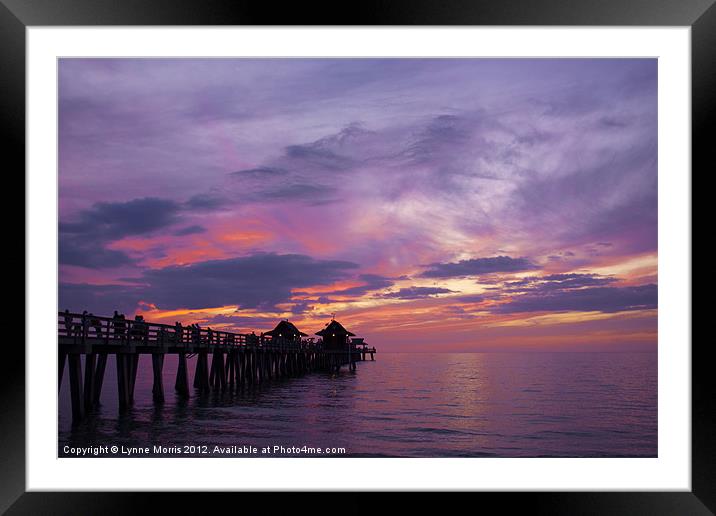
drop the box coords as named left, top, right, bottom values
left=93, top=353, right=107, bottom=407
left=175, top=352, right=190, bottom=397
left=152, top=353, right=165, bottom=402
left=68, top=354, right=84, bottom=423
left=58, top=311, right=376, bottom=423
left=129, top=354, right=139, bottom=405
left=116, top=354, right=130, bottom=411
left=59, top=351, right=67, bottom=391
left=83, top=352, right=96, bottom=413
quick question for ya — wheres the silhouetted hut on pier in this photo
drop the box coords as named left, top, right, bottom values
left=57, top=310, right=376, bottom=424
left=316, top=319, right=355, bottom=350
left=265, top=320, right=307, bottom=342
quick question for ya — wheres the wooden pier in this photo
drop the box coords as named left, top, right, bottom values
left=58, top=312, right=376, bottom=424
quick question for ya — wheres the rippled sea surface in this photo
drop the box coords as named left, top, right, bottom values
left=59, top=352, right=657, bottom=457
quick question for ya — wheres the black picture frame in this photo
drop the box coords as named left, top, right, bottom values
left=4, top=0, right=709, bottom=513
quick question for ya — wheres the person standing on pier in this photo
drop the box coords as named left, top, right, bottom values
left=192, top=324, right=201, bottom=346
left=80, top=310, right=90, bottom=339
left=174, top=321, right=183, bottom=344
left=63, top=309, right=73, bottom=337
left=89, top=313, right=102, bottom=337
left=112, top=311, right=126, bottom=341
left=131, top=315, right=147, bottom=342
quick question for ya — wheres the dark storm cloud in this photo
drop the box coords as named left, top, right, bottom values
left=60, top=252, right=361, bottom=314
left=61, top=194, right=230, bottom=243
left=380, top=286, right=455, bottom=300
left=539, top=273, right=616, bottom=289
left=230, top=166, right=290, bottom=179
left=172, top=225, right=207, bottom=236
left=454, top=294, right=485, bottom=304
left=260, top=182, right=337, bottom=201
left=60, top=197, right=182, bottom=240
left=494, top=284, right=657, bottom=314
left=139, top=252, right=359, bottom=310
left=333, top=274, right=395, bottom=296
left=59, top=239, right=135, bottom=269
left=59, top=195, right=231, bottom=268
left=182, top=193, right=231, bottom=211
left=503, top=273, right=617, bottom=292
left=420, top=256, right=537, bottom=278
left=58, top=197, right=183, bottom=268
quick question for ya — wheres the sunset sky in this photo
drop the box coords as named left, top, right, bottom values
left=58, top=58, right=657, bottom=352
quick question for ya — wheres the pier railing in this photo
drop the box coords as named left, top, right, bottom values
left=58, top=311, right=377, bottom=423
left=58, top=311, right=320, bottom=351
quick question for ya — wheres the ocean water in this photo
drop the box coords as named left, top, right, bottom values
left=58, top=352, right=657, bottom=458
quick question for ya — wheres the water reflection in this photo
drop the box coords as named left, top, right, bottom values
left=59, top=352, right=657, bottom=457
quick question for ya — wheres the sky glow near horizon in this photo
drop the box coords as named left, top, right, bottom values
left=58, top=58, right=657, bottom=351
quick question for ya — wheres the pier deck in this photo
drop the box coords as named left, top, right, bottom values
left=58, top=312, right=376, bottom=424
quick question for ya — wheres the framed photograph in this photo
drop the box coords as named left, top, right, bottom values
left=8, top=0, right=709, bottom=512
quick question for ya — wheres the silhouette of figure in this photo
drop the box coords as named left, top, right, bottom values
left=192, top=324, right=201, bottom=346
left=207, top=327, right=213, bottom=346
left=63, top=309, right=73, bottom=337
left=88, top=313, right=102, bottom=337
left=120, top=313, right=127, bottom=341
left=80, top=310, right=89, bottom=338
left=112, top=310, right=126, bottom=340
left=175, top=321, right=183, bottom=344
left=129, top=316, right=138, bottom=340
left=136, top=315, right=148, bottom=341
left=130, top=315, right=145, bottom=341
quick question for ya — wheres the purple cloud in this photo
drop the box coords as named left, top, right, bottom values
left=380, top=286, right=456, bottom=300
left=60, top=252, right=360, bottom=313
left=172, top=225, right=207, bottom=236
left=60, top=197, right=181, bottom=240
left=59, top=197, right=182, bottom=268
left=504, top=273, right=617, bottom=292
left=495, top=284, right=657, bottom=314
left=140, top=253, right=358, bottom=310
left=295, top=274, right=395, bottom=298
left=183, top=194, right=231, bottom=211
left=58, top=58, right=658, bottom=336
left=421, top=256, right=536, bottom=278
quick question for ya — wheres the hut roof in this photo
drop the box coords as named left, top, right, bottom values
left=315, top=319, right=355, bottom=337
left=265, top=320, right=307, bottom=337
